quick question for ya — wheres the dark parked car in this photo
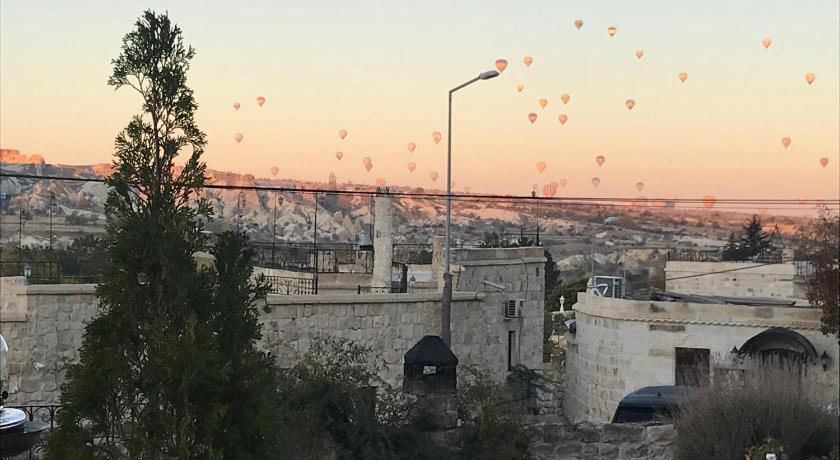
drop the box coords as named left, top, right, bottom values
left=611, top=386, right=689, bottom=424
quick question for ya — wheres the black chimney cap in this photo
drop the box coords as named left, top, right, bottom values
left=404, top=336, right=458, bottom=367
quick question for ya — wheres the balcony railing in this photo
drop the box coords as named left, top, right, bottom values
left=265, top=275, right=318, bottom=295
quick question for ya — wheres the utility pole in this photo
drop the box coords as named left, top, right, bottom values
left=49, top=192, right=56, bottom=251
left=18, top=208, right=24, bottom=250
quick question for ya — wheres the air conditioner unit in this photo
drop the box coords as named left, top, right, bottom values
left=504, top=299, right=525, bottom=319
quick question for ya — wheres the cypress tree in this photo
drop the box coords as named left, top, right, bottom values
left=46, top=11, right=281, bottom=458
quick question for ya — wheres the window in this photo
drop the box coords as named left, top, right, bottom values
left=675, top=347, right=710, bottom=386
left=507, top=330, right=518, bottom=370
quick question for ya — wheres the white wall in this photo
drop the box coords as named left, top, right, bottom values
left=665, top=261, right=809, bottom=299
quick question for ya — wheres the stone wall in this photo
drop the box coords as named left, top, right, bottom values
left=528, top=419, right=675, bottom=460
left=1, top=247, right=546, bottom=404
left=564, top=293, right=839, bottom=423
left=665, top=261, right=808, bottom=299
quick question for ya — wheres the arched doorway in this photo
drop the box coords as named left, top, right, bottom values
left=739, top=327, right=818, bottom=363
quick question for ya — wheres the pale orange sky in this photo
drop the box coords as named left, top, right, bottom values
left=1, top=0, right=838, bottom=202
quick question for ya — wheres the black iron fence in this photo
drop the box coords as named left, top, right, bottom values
left=793, top=260, right=815, bottom=280
left=0, top=261, right=101, bottom=284
left=7, top=404, right=61, bottom=430
left=667, top=248, right=784, bottom=264
left=250, top=242, right=373, bottom=274
left=265, top=275, right=318, bottom=295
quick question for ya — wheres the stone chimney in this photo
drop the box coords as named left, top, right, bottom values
left=371, top=189, right=394, bottom=291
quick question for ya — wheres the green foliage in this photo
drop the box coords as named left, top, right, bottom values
left=46, top=11, right=282, bottom=459
left=0, top=235, right=109, bottom=282
left=273, top=337, right=444, bottom=460
left=456, top=368, right=532, bottom=460
left=674, top=357, right=839, bottom=460
left=546, top=276, right=588, bottom=312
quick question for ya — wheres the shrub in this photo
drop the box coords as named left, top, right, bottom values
left=674, top=357, right=839, bottom=460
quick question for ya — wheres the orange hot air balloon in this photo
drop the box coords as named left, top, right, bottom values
left=516, top=83, right=525, bottom=92
left=625, top=99, right=635, bottom=110
left=364, top=163, right=373, bottom=173
left=233, top=102, right=241, bottom=111
left=539, top=98, right=548, bottom=109
left=495, top=59, right=508, bottom=73
left=797, top=196, right=807, bottom=204
left=536, top=161, right=546, bottom=173
left=362, top=156, right=373, bottom=172
left=595, top=155, right=605, bottom=167
left=559, top=178, right=568, bottom=188
left=634, top=49, right=644, bottom=59
left=463, top=186, right=470, bottom=194
left=608, top=26, right=617, bottom=37
left=430, top=172, right=439, bottom=182
left=702, top=195, right=716, bottom=209
left=679, top=72, right=688, bottom=83
left=636, top=182, right=644, bottom=192
left=543, top=182, right=558, bottom=197
left=234, top=133, right=244, bottom=143
left=407, top=142, right=416, bottom=154
left=591, top=177, right=601, bottom=188
left=256, top=96, right=266, bottom=107
left=335, top=151, right=344, bottom=160
left=561, top=93, right=570, bottom=105
left=271, top=166, right=279, bottom=177
left=781, top=137, right=791, bottom=148
left=339, top=129, right=348, bottom=140
left=820, top=157, right=829, bottom=168
left=805, top=73, right=815, bottom=85
left=376, top=178, right=386, bottom=186
left=528, top=113, right=538, bottom=124
left=574, top=19, right=583, bottom=30
left=762, top=37, right=772, bottom=49
left=407, top=162, right=416, bottom=172
left=558, top=114, right=568, bottom=125
left=432, top=131, right=442, bottom=144
left=523, top=56, right=533, bottom=67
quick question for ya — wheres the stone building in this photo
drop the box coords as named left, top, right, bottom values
left=0, top=243, right=545, bottom=405
left=564, top=260, right=839, bottom=423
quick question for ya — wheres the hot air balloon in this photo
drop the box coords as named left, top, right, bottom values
left=543, top=182, right=558, bottom=197
left=574, top=19, right=583, bottom=30
left=430, top=172, right=439, bottom=182
left=432, top=131, right=442, bottom=144
left=820, top=157, right=829, bottom=168
left=516, top=83, right=525, bottom=92
left=702, top=195, right=716, bottom=209
left=636, top=182, right=644, bottom=192
left=463, top=186, right=470, bottom=194
left=559, top=178, right=568, bottom=188
left=625, top=99, right=635, bottom=110
left=558, top=114, right=568, bottom=125
left=495, top=59, right=508, bottom=73
left=234, top=133, right=244, bottom=143
left=362, top=157, right=373, bottom=172
left=523, top=56, right=533, bottom=67
left=591, top=177, right=601, bottom=188
left=539, top=98, right=548, bottom=109
left=256, top=96, right=266, bottom=107
left=536, top=161, right=546, bottom=173
left=339, top=129, right=348, bottom=140
left=233, top=102, right=241, bottom=111
left=376, top=178, right=386, bottom=186
left=679, top=72, right=688, bottom=83
left=271, top=166, right=279, bottom=177
left=528, top=113, right=538, bottom=124
left=805, top=73, right=815, bottom=85
left=407, top=162, right=416, bottom=172
left=762, top=37, right=772, bottom=49
left=634, top=49, right=644, bottom=59
left=781, top=137, right=791, bottom=148
left=561, top=93, right=570, bottom=105
left=407, top=142, right=416, bottom=153
left=798, top=196, right=807, bottom=204
left=335, top=151, right=344, bottom=160
left=595, top=155, right=605, bottom=167
left=608, top=26, right=617, bottom=37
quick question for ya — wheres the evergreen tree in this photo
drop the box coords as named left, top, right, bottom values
left=46, top=11, right=281, bottom=458
left=722, top=232, right=743, bottom=261
left=738, top=215, right=771, bottom=259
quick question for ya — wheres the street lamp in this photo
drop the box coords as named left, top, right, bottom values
left=237, top=191, right=246, bottom=231
left=272, top=193, right=285, bottom=267
left=441, top=69, right=499, bottom=345
left=304, top=192, right=320, bottom=294
left=49, top=192, right=56, bottom=252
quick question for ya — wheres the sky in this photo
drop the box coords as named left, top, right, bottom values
left=1, top=0, right=838, bottom=202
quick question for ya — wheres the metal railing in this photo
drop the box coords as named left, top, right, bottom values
left=7, top=404, right=62, bottom=430
left=265, top=275, right=318, bottom=295
left=250, top=242, right=373, bottom=274
left=793, top=260, right=815, bottom=281
left=357, top=285, right=402, bottom=294
left=667, top=248, right=783, bottom=264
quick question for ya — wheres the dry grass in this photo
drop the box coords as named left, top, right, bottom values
left=674, top=356, right=839, bottom=460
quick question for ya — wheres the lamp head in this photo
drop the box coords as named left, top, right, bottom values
left=479, top=70, right=499, bottom=80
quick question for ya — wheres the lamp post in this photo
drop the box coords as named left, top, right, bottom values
left=305, top=193, right=320, bottom=294
left=49, top=192, right=56, bottom=251
left=237, top=191, right=246, bottom=231
left=441, top=69, right=499, bottom=345
left=272, top=193, right=284, bottom=267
